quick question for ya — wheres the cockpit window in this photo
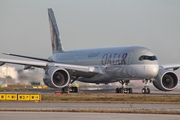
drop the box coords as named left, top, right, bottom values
left=139, top=55, right=157, bottom=61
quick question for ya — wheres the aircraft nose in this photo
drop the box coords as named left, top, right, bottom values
left=145, top=64, right=159, bottom=78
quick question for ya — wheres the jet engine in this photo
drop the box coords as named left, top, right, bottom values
left=43, top=67, right=70, bottom=88
left=153, top=70, right=179, bottom=91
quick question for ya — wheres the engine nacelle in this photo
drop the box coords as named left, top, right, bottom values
left=43, top=67, right=70, bottom=88
left=153, top=70, right=179, bottom=91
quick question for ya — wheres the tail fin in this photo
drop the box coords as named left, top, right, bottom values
left=48, top=8, right=64, bottom=54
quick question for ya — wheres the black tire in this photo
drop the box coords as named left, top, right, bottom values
left=62, top=87, right=69, bottom=93
left=71, top=87, right=78, bottom=93
left=125, top=88, right=129, bottom=94
left=142, top=88, right=146, bottom=94
left=74, top=87, right=78, bottom=92
left=147, top=88, right=150, bottom=94
left=116, top=88, right=120, bottom=93
left=129, top=88, right=133, bottom=93
left=119, top=88, right=123, bottom=93
left=72, top=87, right=75, bottom=92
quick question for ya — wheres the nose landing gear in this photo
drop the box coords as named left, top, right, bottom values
left=142, top=79, right=151, bottom=94
left=142, top=87, right=150, bottom=94
left=116, top=80, right=133, bottom=94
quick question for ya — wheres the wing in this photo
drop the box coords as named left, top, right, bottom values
left=3, top=53, right=52, bottom=62
left=0, top=58, right=47, bottom=67
left=0, top=58, right=103, bottom=74
left=160, top=63, right=180, bottom=71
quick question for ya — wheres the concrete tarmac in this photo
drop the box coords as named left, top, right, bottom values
left=0, top=102, right=180, bottom=111
left=1, top=88, right=180, bottom=95
left=1, top=87, right=180, bottom=120
left=0, top=111, right=179, bottom=120
left=80, top=88, right=180, bottom=95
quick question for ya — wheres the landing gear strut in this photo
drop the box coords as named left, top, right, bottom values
left=61, top=86, right=69, bottom=93
left=142, top=79, right=151, bottom=94
left=61, top=76, right=79, bottom=93
left=116, top=80, right=133, bottom=94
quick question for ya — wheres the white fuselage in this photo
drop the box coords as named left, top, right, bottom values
left=49, top=46, right=159, bottom=84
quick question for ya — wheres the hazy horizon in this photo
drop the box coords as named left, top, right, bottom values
left=1, top=0, right=180, bottom=70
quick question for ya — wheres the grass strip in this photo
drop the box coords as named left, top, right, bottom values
left=40, top=93, right=180, bottom=104
left=1, top=93, right=180, bottom=104
left=0, top=109, right=180, bottom=115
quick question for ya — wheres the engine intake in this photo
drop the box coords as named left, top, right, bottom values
left=153, top=70, right=179, bottom=91
left=43, top=67, right=70, bottom=88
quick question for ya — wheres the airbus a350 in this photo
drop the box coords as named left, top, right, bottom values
left=0, top=8, right=179, bottom=94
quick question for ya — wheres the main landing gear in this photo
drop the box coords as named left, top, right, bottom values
left=142, top=79, right=151, bottom=94
left=61, top=76, right=79, bottom=93
left=61, top=85, right=79, bottom=93
left=116, top=80, right=133, bottom=94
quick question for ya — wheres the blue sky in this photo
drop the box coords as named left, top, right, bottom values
left=0, top=0, right=180, bottom=67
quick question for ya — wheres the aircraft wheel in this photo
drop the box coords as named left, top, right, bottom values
left=125, top=88, right=129, bottom=93
left=71, top=87, right=75, bottom=92
left=142, top=88, right=146, bottom=94
left=147, top=88, right=150, bottom=94
left=71, top=87, right=78, bottom=93
left=116, top=88, right=120, bottom=93
left=119, top=88, right=124, bottom=93
left=62, top=87, right=69, bottom=93
left=129, top=88, right=133, bottom=93
left=74, top=87, right=78, bottom=92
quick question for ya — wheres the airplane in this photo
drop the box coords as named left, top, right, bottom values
left=0, top=8, right=179, bottom=94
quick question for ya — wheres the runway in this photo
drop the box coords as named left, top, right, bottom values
left=79, top=88, right=180, bottom=95
left=1, top=87, right=180, bottom=95
left=0, top=111, right=179, bottom=120
left=0, top=102, right=180, bottom=111
left=1, top=88, right=180, bottom=120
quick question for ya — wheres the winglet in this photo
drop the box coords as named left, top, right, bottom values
left=48, top=8, right=64, bottom=54
left=2, top=53, right=10, bottom=55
